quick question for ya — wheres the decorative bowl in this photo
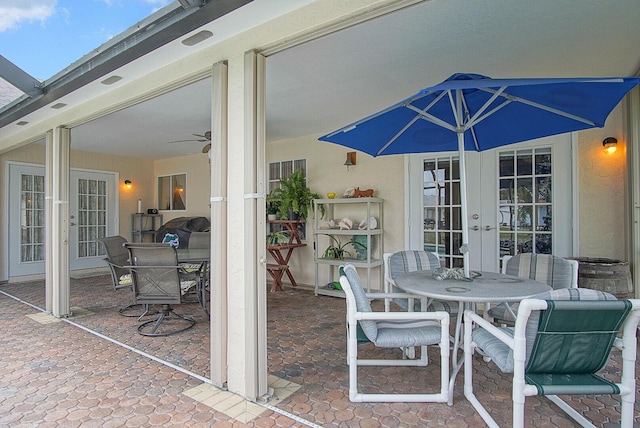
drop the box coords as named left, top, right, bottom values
left=327, top=192, right=336, bottom=199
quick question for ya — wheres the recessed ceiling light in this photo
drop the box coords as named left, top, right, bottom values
left=51, top=103, right=67, bottom=109
left=101, top=75, right=122, bottom=85
left=182, top=30, right=213, bottom=46
left=16, top=121, right=29, bottom=126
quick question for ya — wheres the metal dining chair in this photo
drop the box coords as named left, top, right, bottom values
left=97, top=235, right=147, bottom=317
left=124, top=243, right=196, bottom=336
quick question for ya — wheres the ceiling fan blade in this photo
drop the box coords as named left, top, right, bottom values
left=167, top=138, right=207, bottom=144
left=193, top=131, right=212, bottom=140
left=202, top=143, right=211, bottom=153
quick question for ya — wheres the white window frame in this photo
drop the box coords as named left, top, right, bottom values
left=157, top=173, right=187, bottom=211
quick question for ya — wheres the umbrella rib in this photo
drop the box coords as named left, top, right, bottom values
left=464, top=87, right=508, bottom=129
left=480, top=87, right=597, bottom=126
left=405, top=103, right=457, bottom=133
left=376, top=114, right=423, bottom=155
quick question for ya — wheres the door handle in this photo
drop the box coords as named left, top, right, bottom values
left=470, top=225, right=479, bottom=231
left=484, top=225, right=496, bottom=231
left=70, top=222, right=76, bottom=226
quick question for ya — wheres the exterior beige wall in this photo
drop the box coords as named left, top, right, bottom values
left=267, top=133, right=405, bottom=289
left=0, top=143, right=211, bottom=280
left=0, top=143, right=154, bottom=242
left=0, top=141, right=212, bottom=280
left=577, top=104, right=627, bottom=261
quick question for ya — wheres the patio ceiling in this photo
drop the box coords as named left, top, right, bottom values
left=2, top=0, right=640, bottom=160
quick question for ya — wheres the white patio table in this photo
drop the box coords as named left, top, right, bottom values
left=395, top=269, right=551, bottom=405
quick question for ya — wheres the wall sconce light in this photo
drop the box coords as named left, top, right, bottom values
left=124, top=179, right=132, bottom=189
left=603, top=137, right=618, bottom=154
left=344, top=152, right=357, bottom=170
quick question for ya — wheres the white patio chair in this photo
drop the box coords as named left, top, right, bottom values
left=487, top=253, right=578, bottom=324
left=339, top=263, right=450, bottom=403
left=383, top=250, right=458, bottom=315
left=464, top=288, right=640, bottom=427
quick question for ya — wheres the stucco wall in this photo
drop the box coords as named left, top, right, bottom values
left=0, top=143, right=154, bottom=239
left=577, top=105, right=626, bottom=260
left=267, top=133, right=404, bottom=290
left=0, top=143, right=155, bottom=280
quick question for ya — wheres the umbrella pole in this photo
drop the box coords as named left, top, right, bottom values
left=458, top=132, right=470, bottom=277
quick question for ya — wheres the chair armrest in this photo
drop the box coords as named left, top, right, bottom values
left=464, top=309, right=514, bottom=349
left=104, top=259, right=127, bottom=269
left=123, top=265, right=184, bottom=270
left=365, top=292, right=425, bottom=301
left=356, top=310, right=449, bottom=323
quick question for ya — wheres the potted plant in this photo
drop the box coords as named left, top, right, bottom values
left=270, top=170, right=324, bottom=220
left=266, top=199, right=279, bottom=221
left=322, top=235, right=352, bottom=260
left=267, top=230, right=290, bottom=246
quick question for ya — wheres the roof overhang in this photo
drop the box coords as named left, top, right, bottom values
left=0, top=0, right=252, bottom=128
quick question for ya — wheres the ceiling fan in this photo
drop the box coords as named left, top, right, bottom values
left=168, top=131, right=211, bottom=153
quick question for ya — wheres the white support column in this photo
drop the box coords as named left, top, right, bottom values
left=45, top=130, right=54, bottom=313
left=50, top=127, right=71, bottom=318
left=210, top=60, right=229, bottom=388
left=225, top=50, right=267, bottom=401
left=254, top=52, right=268, bottom=399
left=626, top=86, right=640, bottom=298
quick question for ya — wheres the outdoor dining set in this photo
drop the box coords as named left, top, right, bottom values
left=97, top=233, right=211, bottom=337
left=338, top=250, right=640, bottom=427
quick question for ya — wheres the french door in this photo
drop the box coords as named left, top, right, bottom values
left=407, top=134, right=573, bottom=273
left=8, top=163, right=117, bottom=277
left=69, top=170, right=118, bottom=270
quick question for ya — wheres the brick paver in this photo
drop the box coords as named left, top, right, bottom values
left=1, top=276, right=638, bottom=427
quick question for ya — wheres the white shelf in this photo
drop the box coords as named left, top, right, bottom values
left=313, top=198, right=383, bottom=296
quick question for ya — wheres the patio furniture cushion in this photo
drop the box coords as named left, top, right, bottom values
left=489, top=254, right=578, bottom=324
left=343, top=264, right=377, bottom=341
left=374, top=319, right=442, bottom=347
left=389, top=250, right=439, bottom=280
left=339, top=263, right=450, bottom=403
left=503, top=253, right=577, bottom=289
left=386, top=250, right=459, bottom=314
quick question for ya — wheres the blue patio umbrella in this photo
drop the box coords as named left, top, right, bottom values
left=319, top=73, right=640, bottom=276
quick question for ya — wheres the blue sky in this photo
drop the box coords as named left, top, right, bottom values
left=0, top=0, right=173, bottom=81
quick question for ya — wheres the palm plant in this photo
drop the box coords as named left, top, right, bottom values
left=269, top=170, right=324, bottom=220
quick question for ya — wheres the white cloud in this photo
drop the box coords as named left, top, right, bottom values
left=0, top=0, right=57, bottom=32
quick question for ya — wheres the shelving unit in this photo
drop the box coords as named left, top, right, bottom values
left=131, top=213, right=163, bottom=242
left=313, top=197, right=383, bottom=296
